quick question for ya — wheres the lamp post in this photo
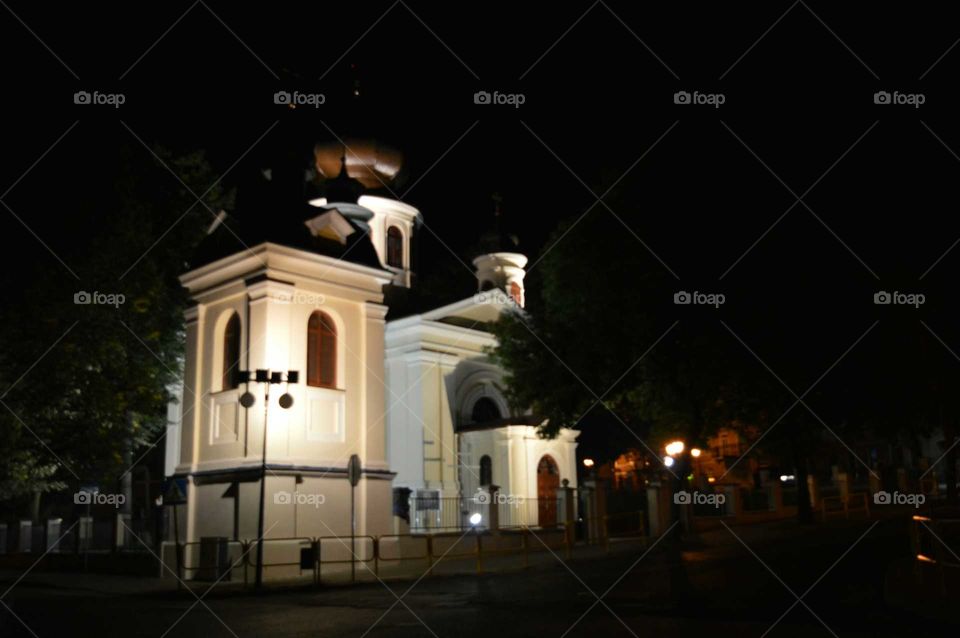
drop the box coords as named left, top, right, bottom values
left=665, top=439, right=690, bottom=537
left=690, top=447, right=702, bottom=487
left=238, top=368, right=298, bottom=590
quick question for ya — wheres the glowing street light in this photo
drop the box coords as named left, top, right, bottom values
left=665, top=440, right=685, bottom=456
left=583, top=458, right=595, bottom=468
left=690, top=448, right=702, bottom=458
left=663, top=456, right=675, bottom=468
left=469, top=512, right=482, bottom=526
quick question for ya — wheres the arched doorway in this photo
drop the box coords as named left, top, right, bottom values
left=537, top=455, right=560, bottom=527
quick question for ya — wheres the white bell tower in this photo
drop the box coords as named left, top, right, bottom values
left=472, top=252, right=527, bottom=307
left=472, top=194, right=527, bottom=307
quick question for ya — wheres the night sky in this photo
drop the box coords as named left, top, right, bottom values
left=3, top=1, right=960, bottom=434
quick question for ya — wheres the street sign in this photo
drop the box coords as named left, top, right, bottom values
left=347, top=454, right=361, bottom=487
left=162, top=478, right=188, bottom=505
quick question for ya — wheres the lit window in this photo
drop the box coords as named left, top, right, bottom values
left=222, top=313, right=241, bottom=390
left=387, top=226, right=403, bottom=268
left=307, top=311, right=337, bottom=388
left=509, top=282, right=522, bottom=305
left=479, top=455, right=492, bottom=486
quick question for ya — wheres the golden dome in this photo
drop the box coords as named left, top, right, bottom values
left=314, top=139, right=404, bottom=189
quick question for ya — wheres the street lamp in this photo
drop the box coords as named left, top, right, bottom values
left=664, top=439, right=692, bottom=538
left=582, top=458, right=595, bottom=468
left=665, top=440, right=685, bottom=457
left=238, top=368, right=298, bottom=590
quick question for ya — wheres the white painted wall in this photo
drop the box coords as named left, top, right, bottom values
left=174, top=243, right=397, bottom=547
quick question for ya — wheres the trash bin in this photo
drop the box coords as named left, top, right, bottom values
left=196, top=536, right=231, bottom=581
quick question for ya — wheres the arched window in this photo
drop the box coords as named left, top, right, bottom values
left=479, top=455, right=492, bottom=486
left=222, top=313, right=241, bottom=390
left=386, top=226, right=403, bottom=268
left=509, top=281, right=522, bottom=305
left=307, top=311, right=337, bottom=388
left=471, top=397, right=501, bottom=424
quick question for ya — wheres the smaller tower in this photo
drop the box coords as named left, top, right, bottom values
left=472, top=194, right=527, bottom=307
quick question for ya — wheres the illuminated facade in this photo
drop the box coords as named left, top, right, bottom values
left=164, top=144, right=577, bottom=578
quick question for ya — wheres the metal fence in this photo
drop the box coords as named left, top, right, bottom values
left=409, top=496, right=480, bottom=532
left=0, top=517, right=132, bottom=555
left=161, top=512, right=644, bottom=587
left=408, top=495, right=562, bottom=532
left=498, top=498, right=560, bottom=528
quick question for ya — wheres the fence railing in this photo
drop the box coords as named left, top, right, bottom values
left=408, top=496, right=562, bottom=532
left=498, top=498, right=560, bottom=528
left=409, top=496, right=480, bottom=532
left=160, top=511, right=646, bottom=588
left=0, top=517, right=150, bottom=555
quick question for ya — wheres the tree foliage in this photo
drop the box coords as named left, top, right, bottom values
left=0, top=144, right=232, bottom=506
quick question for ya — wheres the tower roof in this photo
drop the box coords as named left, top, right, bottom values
left=476, top=192, right=521, bottom=255
left=323, top=153, right=365, bottom=204
left=190, top=202, right=384, bottom=272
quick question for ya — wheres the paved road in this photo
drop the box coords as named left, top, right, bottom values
left=1, top=518, right=956, bottom=637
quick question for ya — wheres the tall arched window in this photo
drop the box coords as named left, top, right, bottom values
left=222, top=312, right=241, bottom=390
left=479, top=455, right=492, bottom=486
left=386, top=226, right=403, bottom=268
left=509, top=282, right=522, bottom=305
left=307, top=311, right=337, bottom=388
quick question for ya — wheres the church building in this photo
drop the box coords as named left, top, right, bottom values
left=164, top=138, right=578, bottom=573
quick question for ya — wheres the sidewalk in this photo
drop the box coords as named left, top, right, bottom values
left=0, top=534, right=650, bottom=598
left=0, top=515, right=897, bottom=599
